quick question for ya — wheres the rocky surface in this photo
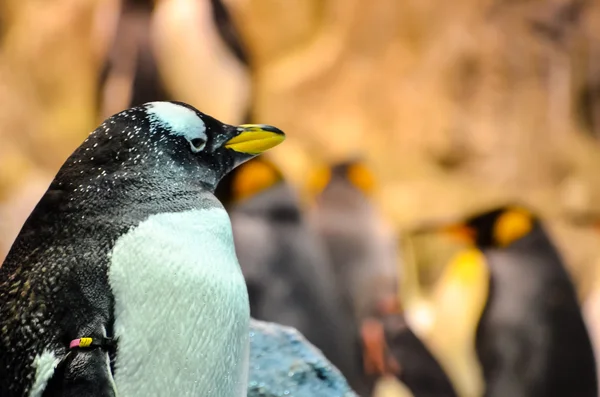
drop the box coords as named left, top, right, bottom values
left=248, top=319, right=358, bottom=397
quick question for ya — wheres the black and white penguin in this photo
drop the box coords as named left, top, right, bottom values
left=442, top=205, right=598, bottom=397
left=214, top=157, right=365, bottom=393
left=0, top=101, right=285, bottom=397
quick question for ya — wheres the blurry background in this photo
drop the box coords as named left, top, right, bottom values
left=2, top=0, right=600, bottom=396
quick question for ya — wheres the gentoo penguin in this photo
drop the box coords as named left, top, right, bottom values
left=214, top=157, right=366, bottom=395
left=442, top=205, right=597, bottom=397
left=0, top=101, right=285, bottom=397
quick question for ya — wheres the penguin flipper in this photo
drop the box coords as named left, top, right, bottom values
left=42, top=349, right=116, bottom=397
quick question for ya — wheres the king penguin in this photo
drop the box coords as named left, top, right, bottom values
left=0, top=101, right=285, bottom=397
left=308, top=159, right=400, bottom=396
left=308, top=159, right=399, bottom=325
left=442, top=205, right=597, bottom=397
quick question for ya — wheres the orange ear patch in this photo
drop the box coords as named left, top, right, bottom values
left=493, top=208, right=532, bottom=247
left=232, top=159, right=281, bottom=202
left=306, top=166, right=332, bottom=196
left=347, top=162, right=376, bottom=195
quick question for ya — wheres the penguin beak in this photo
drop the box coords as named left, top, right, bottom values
left=225, top=124, right=286, bottom=155
left=442, top=224, right=476, bottom=244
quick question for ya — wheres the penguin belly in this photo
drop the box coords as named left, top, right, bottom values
left=108, top=208, right=250, bottom=397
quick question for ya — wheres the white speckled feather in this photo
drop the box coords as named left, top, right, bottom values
left=28, top=351, right=60, bottom=397
left=108, top=208, right=250, bottom=397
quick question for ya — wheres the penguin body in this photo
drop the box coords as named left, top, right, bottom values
left=215, top=158, right=364, bottom=393
left=309, top=160, right=398, bottom=323
left=0, top=101, right=285, bottom=397
left=108, top=207, right=248, bottom=397
left=382, top=314, right=458, bottom=397
left=309, top=160, right=399, bottom=395
left=448, top=207, right=598, bottom=397
left=478, top=226, right=597, bottom=397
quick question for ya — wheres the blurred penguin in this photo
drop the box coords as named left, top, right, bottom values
left=97, top=0, right=250, bottom=122
left=309, top=159, right=458, bottom=397
left=97, top=0, right=168, bottom=119
left=309, top=159, right=399, bottom=324
left=580, top=221, right=600, bottom=397
left=380, top=310, right=459, bottom=397
left=441, top=205, right=597, bottom=397
left=215, top=157, right=371, bottom=395
left=399, top=230, right=488, bottom=397
left=308, top=159, right=401, bottom=394
left=357, top=291, right=459, bottom=397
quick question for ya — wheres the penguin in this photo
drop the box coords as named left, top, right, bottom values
left=308, top=159, right=400, bottom=395
left=214, top=157, right=367, bottom=395
left=97, top=0, right=249, bottom=119
left=97, top=0, right=168, bottom=119
left=0, top=101, right=285, bottom=397
left=308, top=159, right=399, bottom=326
left=355, top=283, right=458, bottom=397
left=441, top=205, right=598, bottom=397
left=378, top=304, right=459, bottom=397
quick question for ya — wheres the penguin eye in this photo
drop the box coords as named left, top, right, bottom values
left=190, top=137, right=206, bottom=153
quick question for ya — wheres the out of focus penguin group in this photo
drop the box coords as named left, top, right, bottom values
left=220, top=157, right=598, bottom=397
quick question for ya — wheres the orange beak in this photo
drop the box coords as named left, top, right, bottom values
left=376, top=294, right=402, bottom=316
left=441, top=224, right=476, bottom=244
left=361, top=318, right=401, bottom=377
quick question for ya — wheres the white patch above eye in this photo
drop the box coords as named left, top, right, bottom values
left=146, top=102, right=208, bottom=152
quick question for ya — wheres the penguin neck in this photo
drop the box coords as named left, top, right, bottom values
left=50, top=165, right=222, bottom=221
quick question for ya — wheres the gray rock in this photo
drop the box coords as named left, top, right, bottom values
left=248, top=319, right=359, bottom=397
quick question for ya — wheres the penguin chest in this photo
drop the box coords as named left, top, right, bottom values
left=108, top=208, right=250, bottom=397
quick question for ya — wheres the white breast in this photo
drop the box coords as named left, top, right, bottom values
left=108, top=207, right=250, bottom=397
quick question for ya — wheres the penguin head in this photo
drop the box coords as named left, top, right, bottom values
left=215, top=156, right=285, bottom=206
left=308, top=158, right=376, bottom=198
left=67, top=101, right=285, bottom=192
left=443, top=206, right=536, bottom=249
